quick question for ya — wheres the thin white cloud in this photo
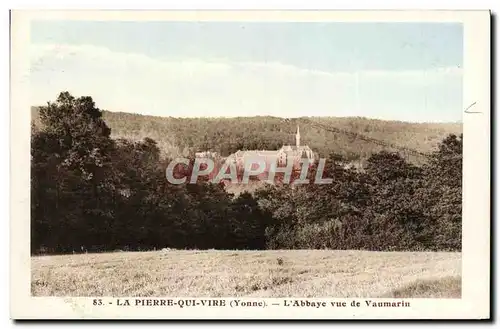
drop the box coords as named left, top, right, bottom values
left=30, top=43, right=463, bottom=122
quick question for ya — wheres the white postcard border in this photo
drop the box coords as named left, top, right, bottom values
left=10, top=10, right=491, bottom=319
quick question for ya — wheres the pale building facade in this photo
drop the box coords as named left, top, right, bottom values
left=225, top=125, right=316, bottom=169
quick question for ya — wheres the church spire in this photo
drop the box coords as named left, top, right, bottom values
left=296, top=125, right=300, bottom=147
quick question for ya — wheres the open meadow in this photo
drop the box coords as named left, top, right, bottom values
left=32, top=250, right=461, bottom=298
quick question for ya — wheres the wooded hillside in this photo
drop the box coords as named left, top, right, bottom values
left=32, top=107, right=462, bottom=161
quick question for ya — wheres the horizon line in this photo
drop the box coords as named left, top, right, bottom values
left=31, top=104, right=464, bottom=125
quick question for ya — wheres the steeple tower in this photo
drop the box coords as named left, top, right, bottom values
left=295, top=125, right=300, bottom=147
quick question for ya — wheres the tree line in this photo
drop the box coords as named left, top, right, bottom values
left=31, top=92, right=462, bottom=254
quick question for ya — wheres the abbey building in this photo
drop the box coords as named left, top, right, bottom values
left=225, top=125, right=315, bottom=168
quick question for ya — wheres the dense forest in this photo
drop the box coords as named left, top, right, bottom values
left=31, top=92, right=462, bottom=254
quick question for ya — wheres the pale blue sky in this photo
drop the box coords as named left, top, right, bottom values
left=30, top=21, right=463, bottom=122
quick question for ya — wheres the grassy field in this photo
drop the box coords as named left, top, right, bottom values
left=32, top=250, right=461, bottom=298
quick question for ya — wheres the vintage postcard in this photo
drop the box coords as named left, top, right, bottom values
left=10, top=10, right=490, bottom=320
